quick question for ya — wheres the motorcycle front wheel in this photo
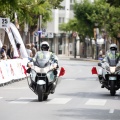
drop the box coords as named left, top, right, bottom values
left=37, top=85, right=44, bottom=102
left=110, top=81, right=116, bottom=96
left=43, top=95, right=48, bottom=101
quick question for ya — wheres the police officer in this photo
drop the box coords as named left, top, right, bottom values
left=98, top=43, right=120, bottom=87
left=103, top=44, right=119, bottom=62
left=32, top=41, right=58, bottom=68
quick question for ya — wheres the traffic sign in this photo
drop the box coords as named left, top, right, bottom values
left=37, top=30, right=42, bottom=33
left=72, top=32, right=77, bottom=37
left=34, top=32, right=38, bottom=36
left=47, top=32, right=53, bottom=38
left=0, top=18, right=10, bottom=28
left=41, top=32, right=53, bottom=38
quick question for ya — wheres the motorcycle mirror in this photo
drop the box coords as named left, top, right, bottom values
left=27, top=62, right=32, bottom=68
left=98, top=63, right=102, bottom=67
left=102, top=59, right=106, bottom=63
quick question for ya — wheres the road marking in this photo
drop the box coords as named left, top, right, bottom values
left=9, top=97, right=36, bottom=104
left=3, top=87, right=28, bottom=89
left=64, top=79, right=76, bottom=81
left=46, top=98, right=72, bottom=104
left=85, top=99, right=106, bottom=106
left=114, top=96, right=118, bottom=99
left=0, top=97, right=3, bottom=99
left=109, top=109, right=114, bottom=113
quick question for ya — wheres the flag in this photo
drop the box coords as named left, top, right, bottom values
left=22, top=65, right=27, bottom=75
left=59, top=67, right=65, bottom=76
left=91, top=67, right=98, bottom=74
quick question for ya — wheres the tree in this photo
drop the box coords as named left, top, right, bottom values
left=106, top=0, right=120, bottom=7
left=59, top=18, right=78, bottom=32
left=0, top=0, right=64, bottom=31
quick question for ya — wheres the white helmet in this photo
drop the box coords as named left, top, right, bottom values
left=109, top=44, right=117, bottom=51
left=40, top=41, right=49, bottom=51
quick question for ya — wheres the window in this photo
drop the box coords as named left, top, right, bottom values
left=70, top=4, right=74, bottom=10
left=59, top=17, right=64, bottom=23
left=70, top=0, right=75, bottom=3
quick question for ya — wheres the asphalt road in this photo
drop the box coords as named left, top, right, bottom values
left=0, top=59, right=120, bottom=120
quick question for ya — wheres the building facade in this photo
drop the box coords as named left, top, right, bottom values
left=41, top=0, right=93, bottom=56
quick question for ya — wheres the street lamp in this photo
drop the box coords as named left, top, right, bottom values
left=73, top=32, right=77, bottom=58
left=94, top=23, right=99, bottom=60
left=85, top=36, right=90, bottom=58
left=117, top=33, right=120, bottom=51
left=101, top=28, right=107, bottom=55
left=38, top=15, right=42, bottom=50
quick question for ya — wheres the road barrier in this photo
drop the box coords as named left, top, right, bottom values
left=0, top=58, right=29, bottom=85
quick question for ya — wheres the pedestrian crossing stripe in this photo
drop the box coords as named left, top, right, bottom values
left=3, top=87, right=28, bottom=89
left=46, top=98, right=72, bottom=104
left=64, top=79, right=76, bottom=81
left=85, top=99, right=107, bottom=106
left=0, top=97, right=108, bottom=106
left=9, top=97, right=36, bottom=104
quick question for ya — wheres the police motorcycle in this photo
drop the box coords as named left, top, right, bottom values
left=26, top=51, right=65, bottom=101
left=97, top=51, right=120, bottom=96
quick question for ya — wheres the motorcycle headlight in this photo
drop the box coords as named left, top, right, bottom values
left=110, top=67, right=116, bottom=73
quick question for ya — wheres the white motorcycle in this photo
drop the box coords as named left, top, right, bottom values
left=97, top=54, right=120, bottom=96
left=26, top=51, right=65, bottom=101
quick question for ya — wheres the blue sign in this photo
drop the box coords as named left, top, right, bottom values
left=37, top=30, right=42, bottom=33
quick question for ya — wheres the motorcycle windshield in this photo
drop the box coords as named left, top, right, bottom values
left=35, top=51, right=51, bottom=68
left=107, top=51, right=119, bottom=66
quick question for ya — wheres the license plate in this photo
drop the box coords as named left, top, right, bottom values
left=109, top=76, right=117, bottom=80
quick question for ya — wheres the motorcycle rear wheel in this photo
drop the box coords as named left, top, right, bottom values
left=37, top=85, right=44, bottom=102
left=110, top=81, right=116, bottom=96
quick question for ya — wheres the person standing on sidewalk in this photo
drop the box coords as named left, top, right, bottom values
left=31, top=43, right=37, bottom=57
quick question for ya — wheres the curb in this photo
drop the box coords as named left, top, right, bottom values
left=58, top=56, right=99, bottom=62
left=70, top=58, right=99, bottom=62
left=0, top=78, right=26, bottom=87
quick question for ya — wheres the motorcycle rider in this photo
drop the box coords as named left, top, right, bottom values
left=32, top=41, right=59, bottom=68
left=103, top=44, right=119, bottom=61
left=98, top=43, right=120, bottom=87
left=28, top=41, right=59, bottom=91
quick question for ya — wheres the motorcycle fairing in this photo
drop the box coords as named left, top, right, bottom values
left=34, top=51, right=51, bottom=68
left=106, top=51, right=119, bottom=66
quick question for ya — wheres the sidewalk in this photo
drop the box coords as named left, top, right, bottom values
left=57, top=55, right=99, bottom=62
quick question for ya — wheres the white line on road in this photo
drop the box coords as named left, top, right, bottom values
left=46, top=98, right=72, bottom=104
left=109, top=109, right=114, bottom=113
left=64, top=79, right=76, bottom=81
left=85, top=99, right=107, bottom=106
left=3, top=87, right=28, bottom=89
left=114, top=96, right=118, bottom=99
left=9, top=97, right=36, bottom=104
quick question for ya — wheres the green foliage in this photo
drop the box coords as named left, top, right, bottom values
left=107, top=7, right=120, bottom=38
left=74, top=0, right=120, bottom=39
left=59, top=18, right=78, bottom=32
left=106, top=0, right=120, bottom=7
left=48, top=0, right=64, bottom=9
left=74, top=0, right=94, bottom=37
left=0, top=0, right=63, bottom=32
